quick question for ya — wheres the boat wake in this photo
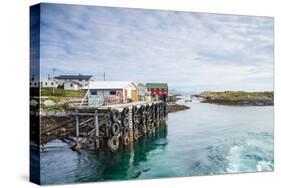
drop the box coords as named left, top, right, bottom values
left=205, top=132, right=273, bottom=174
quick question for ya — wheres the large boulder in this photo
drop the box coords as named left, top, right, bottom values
left=43, top=100, right=56, bottom=107
left=30, top=99, right=38, bottom=106
left=57, top=101, right=66, bottom=106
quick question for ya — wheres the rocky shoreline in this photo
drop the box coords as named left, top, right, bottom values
left=201, top=98, right=273, bottom=106
left=195, top=91, right=273, bottom=106
left=167, top=104, right=190, bottom=113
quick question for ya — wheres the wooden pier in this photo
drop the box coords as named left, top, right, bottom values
left=41, top=101, right=167, bottom=152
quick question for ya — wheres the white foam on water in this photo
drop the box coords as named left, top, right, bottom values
left=226, top=145, right=244, bottom=173
left=256, top=160, right=273, bottom=172
left=225, top=140, right=274, bottom=173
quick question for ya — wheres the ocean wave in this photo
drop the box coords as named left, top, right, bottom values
left=206, top=132, right=273, bottom=174
left=256, top=160, right=274, bottom=172
left=226, top=145, right=244, bottom=173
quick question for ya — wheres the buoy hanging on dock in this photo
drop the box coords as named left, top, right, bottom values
left=123, top=126, right=129, bottom=136
left=122, top=107, right=129, bottom=117
left=123, top=136, right=130, bottom=146
left=111, top=122, right=120, bottom=136
left=108, top=136, right=119, bottom=151
left=111, top=109, right=120, bottom=122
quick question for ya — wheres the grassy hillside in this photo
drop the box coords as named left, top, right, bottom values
left=41, top=88, right=85, bottom=97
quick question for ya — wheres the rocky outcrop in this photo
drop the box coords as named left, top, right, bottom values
left=167, top=104, right=190, bottom=113
left=196, top=91, right=274, bottom=106
left=201, top=98, right=273, bottom=106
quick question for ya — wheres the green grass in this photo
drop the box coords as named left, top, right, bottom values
left=40, top=103, right=69, bottom=111
left=40, top=88, right=85, bottom=97
left=200, top=91, right=273, bottom=100
left=40, top=88, right=85, bottom=111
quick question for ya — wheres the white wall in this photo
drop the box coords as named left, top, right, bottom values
left=64, top=82, right=79, bottom=90
left=126, top=88, right=132, bottom=98
left=57, top=79, right=90, bottom=88
left=30, top=80, right=39, bottom=88
left=41, top=79, right=57, bottom=88
left=92, top=89, right=123, bottom=98
left=30, top=79, right=56, bottom=88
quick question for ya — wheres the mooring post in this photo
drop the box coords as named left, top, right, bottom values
left=95, top=109, right=100, bottom=149
left=75, top=109, right=80, bottom=151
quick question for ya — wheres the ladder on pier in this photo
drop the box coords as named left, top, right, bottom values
left=128, top=107, right=134, bottom=143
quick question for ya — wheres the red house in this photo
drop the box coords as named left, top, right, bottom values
left=146, top=83, right=168, bottom=96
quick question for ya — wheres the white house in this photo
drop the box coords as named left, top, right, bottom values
left=30, top=79, right=39, bottom=88
left=54, top=74, right=93, bottom=90
left=30, top=74, right=57, bottom=88
left=84, top=81, right=139, bottom=105
left=63, top=81, right=82, bottom=91
left=30, top=74, right=94, bottom=90
left=41, top=75, right=57, bottom=88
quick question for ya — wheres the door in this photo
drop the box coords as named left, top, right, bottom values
left=131, top=89, right=138, bottom=102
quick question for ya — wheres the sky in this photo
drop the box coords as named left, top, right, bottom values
left=38, top=3, right=274, bottom=92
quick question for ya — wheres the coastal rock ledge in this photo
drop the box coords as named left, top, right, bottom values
left=201, top=98, right=273, bottom=106
left=167, top=104, right=190, bottom=113
left=195, top=91, right=274, bottom=106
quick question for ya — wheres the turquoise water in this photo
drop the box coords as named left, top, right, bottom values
left=40, top=99, right=274, bottom=184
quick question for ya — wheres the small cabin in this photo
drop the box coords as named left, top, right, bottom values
left=146, top=83, right=168, bottom=96
left=146, top=83, right=168, bottom=101
left=84, top=81, right=139, bottom=106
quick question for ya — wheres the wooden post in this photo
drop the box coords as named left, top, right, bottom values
left=95, top=110, right=100, bottom=149
left=87, top=90, right=91, bottom=106
left=75, top=113, right=80, bottom=151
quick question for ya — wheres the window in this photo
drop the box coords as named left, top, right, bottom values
left=110, top=90, right=116, bottom=95
left=40, top=82, right=43, bottom=87
left=70, top=84, right=73, bottom=87
left=51, top=82, right=54, bottom=85
left=45, top=82, right=47, bottom=86
left=91, top=90, right=97, bottom=95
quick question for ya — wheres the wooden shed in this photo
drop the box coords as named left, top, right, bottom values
left=85, top=81, right=139, bottom=105
left=146, top=83, right=168, bottom=97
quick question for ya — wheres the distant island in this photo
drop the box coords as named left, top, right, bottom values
left=194, top=91, right=273, bottom=106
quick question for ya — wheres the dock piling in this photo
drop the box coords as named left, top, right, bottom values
left=75, top=113, right=80, bottom=151
left=95, top=110, right=100, bottom=149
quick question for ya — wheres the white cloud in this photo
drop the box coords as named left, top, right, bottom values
left=39, top=4, right=274, bottom=92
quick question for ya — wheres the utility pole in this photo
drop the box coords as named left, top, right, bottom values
left=52, top=68, right=56, bottom=93
left=103, top=72, right=105, bottom=81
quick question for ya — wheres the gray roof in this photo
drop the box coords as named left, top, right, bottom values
left=55, top=75, right=92, bottom=80
left=85, top=81, right=136, bottom=90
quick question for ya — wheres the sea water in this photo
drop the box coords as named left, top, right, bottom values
left=40, top=99, right=273, bottom=184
